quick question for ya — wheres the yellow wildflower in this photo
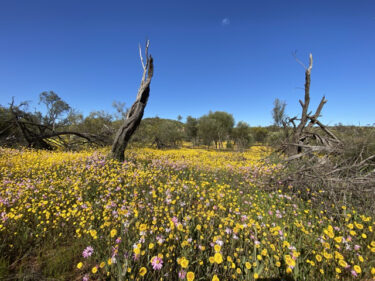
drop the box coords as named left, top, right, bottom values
left=187, top=271, right=195, bottom=281
left=214, top=244, right=221, bottom=253
left=180, top=257, right=189, bottom=268
left=353, top=265, right=361, bottom=274
left=110, top=228, right=117, bottom=238
left=139, top=267, right=147, bottom=276
left=245, top=262, right=251, bottom=269
left=315, top=255, right=322, bottom=262
left=214, top=252, right=223, bottom=264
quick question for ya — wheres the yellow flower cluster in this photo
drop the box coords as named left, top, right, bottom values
left=0, top=147, right=374, bottom=280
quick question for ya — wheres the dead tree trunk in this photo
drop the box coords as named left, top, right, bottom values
left=282, top=53, right=340, bottom=158
left=107, top=41, right=154, bottom=162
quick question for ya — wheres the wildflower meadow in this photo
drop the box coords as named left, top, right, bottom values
left=0, top=147, right=374, bottom=280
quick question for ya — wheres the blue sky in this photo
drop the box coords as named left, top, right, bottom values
left=1, top=0, right=374, bottom=126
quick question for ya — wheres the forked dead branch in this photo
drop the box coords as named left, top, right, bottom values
left=281, top=53, right=341, bottom=158
left=276, top=54, right=375, bottom=214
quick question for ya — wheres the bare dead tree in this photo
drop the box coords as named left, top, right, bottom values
left=282, top=53, right=341, bottom=158
left=107, top=41, right=154, bottom=162
left=272, top=54, right=375, bottom=215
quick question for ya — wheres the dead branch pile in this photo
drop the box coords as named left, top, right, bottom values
left=276, top=54, right=375, bottom=215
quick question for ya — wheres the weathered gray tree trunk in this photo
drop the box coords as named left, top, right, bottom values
left=287, top=56, right=313, bottom=155
left=283, top=53, right=340, bottom=158
left=107, top=42, right=154, bottom=162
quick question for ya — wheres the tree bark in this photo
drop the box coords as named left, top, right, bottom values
left=283, top=53, right=340, bottom=156
left=107, top=42, right=154, bottom=162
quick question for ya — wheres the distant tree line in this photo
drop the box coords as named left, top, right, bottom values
left=0, top=91, right=281, bottom=150
left=2, top=90, right=371, bottom=151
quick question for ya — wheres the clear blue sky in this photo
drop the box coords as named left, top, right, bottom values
left=1, top=0, right=374, bottom=126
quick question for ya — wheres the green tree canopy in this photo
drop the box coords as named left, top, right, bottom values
left=198, top=111, right=234, bottom=148
left=232, top=121, right=254, bottom=149
left=39, top=91, right=71, bottom=130
left=272, top=98, right=287, bottom=127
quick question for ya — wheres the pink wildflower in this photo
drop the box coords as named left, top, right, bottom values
left=178, top=270, right=187, bottom=279
left=156, top=235, right=165, bottom=244
left=151, top=256, right=163, bottom=270
left=133, top=253, right=140, bottom=261
left=82, top=246, right=94, bottom=258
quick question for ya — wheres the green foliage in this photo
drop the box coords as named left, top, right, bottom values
left=336, top=125, right=375, bottom=172
left=112, top=100, right=128, bottom=120
left=0, top=257, right=9, bottom=279
left=197, top=115, right=217, bottom=147
left=185, top=116, right=198, bottom=144
left=225, top=140, right=233, bottom=149
left=65, top=108, right=84, bottom=127
left=232, top=121, right=254, bottom=150
left=1, top=92, right=278, bottom=150
left=79, top=110, right=113, bottom=135
left=251, top=127, right=269, bottom=143
left=197, top=111, right=234, bottom=148
left=38, top=244, right=81, bottom=279
left=0, top=102, right=46, bottom=148
left=271, top=98, right=287, bottom=127
left=0, top=105, right=16, bottom=146
left=39, top=91, right=71, bottom=129
left=266, top=130, right=285, bottom=146
left=132, top=117, right=185, bottom=148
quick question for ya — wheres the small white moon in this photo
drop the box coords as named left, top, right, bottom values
left=222, top=18, right=230, bottom=26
